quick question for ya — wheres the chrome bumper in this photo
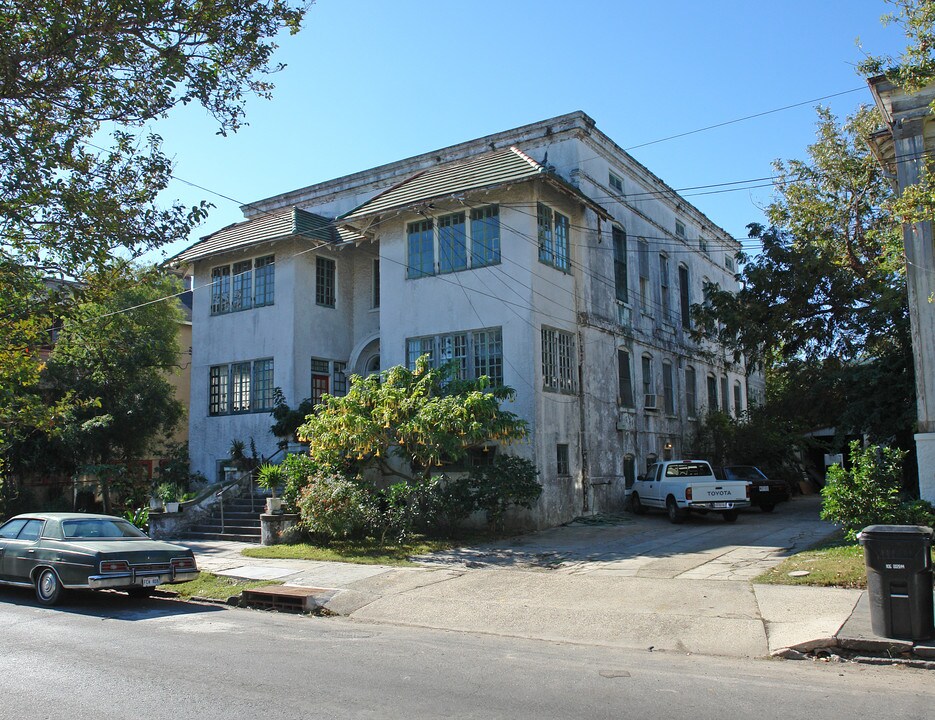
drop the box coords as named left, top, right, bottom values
left=686, top=500, right=751, bottom=510
left=87, top=569, right=199, bottom=589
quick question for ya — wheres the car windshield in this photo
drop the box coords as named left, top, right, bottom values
left=725, top=466, right=767, bottom=481
left=62, top=518, right=147, bottom=539
left=664, top=462, right=711, bottom=478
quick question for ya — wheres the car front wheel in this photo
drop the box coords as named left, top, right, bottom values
left=35, top=568, right=64, bottom=606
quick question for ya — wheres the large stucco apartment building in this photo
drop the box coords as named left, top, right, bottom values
left=170, top=111, right=762, bottom=528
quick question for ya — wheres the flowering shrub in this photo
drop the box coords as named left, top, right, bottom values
left=296, top=473, right=373, bottom=540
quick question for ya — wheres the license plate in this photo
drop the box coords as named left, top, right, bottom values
left=712, top=502, right=730, bottom=509
left=758, top=485, right=769, bottom=492
left=141, top=576, right=160, bottom=587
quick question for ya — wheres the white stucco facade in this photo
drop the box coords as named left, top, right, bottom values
left=177, top=111, right=758, bottom=528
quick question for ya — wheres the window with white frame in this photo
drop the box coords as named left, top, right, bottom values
left=675, top=220, right=686, bottom=238
left=316, top=256, right=336, bottom=308
left=208, top=358, right=274, bottom=416
left=541, top=327, right=576, bottom=393
left=537, top=203, right=570, bottom=272
left=406, top=328, right=503, bottom=387
left=211, top=255, right=274, bottom=315
left=725, top=254, right=735, bottom=272
left=407, top=206, right=500, bottom=279
left=609, top=172, right=623, bottom=194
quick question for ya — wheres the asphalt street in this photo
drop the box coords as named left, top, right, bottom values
left=1, top=590, right=933, bottom=720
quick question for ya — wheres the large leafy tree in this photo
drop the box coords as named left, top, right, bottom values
left=0, top=0, right=306, bottom=476
left=10, top=268, right=186, bottom=503
left=695, top=108, right=913, bottom=447
left=298, top=357, right=529, bottom=482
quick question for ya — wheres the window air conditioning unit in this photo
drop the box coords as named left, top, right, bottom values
left=644, top=394, right=659, bottom=410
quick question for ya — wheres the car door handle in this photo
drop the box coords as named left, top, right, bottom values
left=27, top=549, right=35, bottom=554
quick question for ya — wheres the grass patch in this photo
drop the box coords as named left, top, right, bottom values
left=754, top=536, right=867, bottom=589
left=241, top=537, right=466, bottom=566
left=161, top=572, right=283, bottom=600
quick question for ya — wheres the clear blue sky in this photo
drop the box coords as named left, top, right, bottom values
left=152, top=0, right=908, bottom=262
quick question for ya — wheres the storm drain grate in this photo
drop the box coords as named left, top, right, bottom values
left=240, top=585, right=330, bottom=613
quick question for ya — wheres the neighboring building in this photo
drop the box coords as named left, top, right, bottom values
left=867, top=77, right=935, bottom=504
left=171, top=111, right=758, bottom=528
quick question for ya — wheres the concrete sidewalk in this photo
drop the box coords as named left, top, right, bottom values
left=184, top=539, right=869, bottom=660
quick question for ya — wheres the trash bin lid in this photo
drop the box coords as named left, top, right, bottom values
left=858, top=524, right=934, bottom=541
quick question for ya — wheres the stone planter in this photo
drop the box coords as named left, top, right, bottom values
left=260, top=513, right=299, bottom=545
left=265, top=497, right=283, bottom=514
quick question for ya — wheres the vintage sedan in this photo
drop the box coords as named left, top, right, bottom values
left=0, top=512, right=198, bottom=606
left=713, top=465, right=791, bottom=513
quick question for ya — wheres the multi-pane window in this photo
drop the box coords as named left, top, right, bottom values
left=311, top=358, right=330, bottom=407
left=685, top=366, right=697, bottom=417
left=675, top=220, right=686, bottom=238
left=557, top=444, right=570, bottom=476
left=725, top=255, right=735, bottom=272
left=638, top=239, right=650, bottom=314
left=231, top=362, right=251, bottom=413
left=659, top=254, right=671, bottom=323
left=609, top=172, right=624, bottom=193
left=707, top=374, right=719, bottom=411
left=211, top=256, right=274, bottom=314
left=406, top=328, right=503, bottom=387
left=617, top=349, right=634, bottom=408
left=537, top=203, right=570, bottom=272
left=662, top=361, right=675, bottom=415
left=438, top=212, right=467, bottom=274
left=253, top=359, right=274, bottom=411
left=699, top=238, right=709, bottom=254
left=733, top=381, right=743, bottom=416
left=371, top=258, right=380, bottom=309
left=541, top=327, right=576, bottom=393
left=209, top=359, right=273, bottom=416
left=679, top=264, right=691, bottom=330
left=407, top=206, right=500, bottom=278
left=613, top=226, right=628, bottom=303
left=316, top=256, right=336, bottom=308
left=407, top=219, right=434, bottom=278
left=333, top=362, right=348, bottom=396
left=231, top=260, right=252, bottom=311
left=470, top=206, right=500, bottom=267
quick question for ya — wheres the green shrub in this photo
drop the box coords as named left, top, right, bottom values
left=820, top=441, right=912, bottom=540
left=467, top=455, right=541, bottom=531
left=279, top=453, right=320, bottom=509
left=296, top=472, right=374, bottom=540
left=256, top=463, right=286, bottom=498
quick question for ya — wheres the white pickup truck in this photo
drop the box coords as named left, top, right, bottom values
left=630, top=460, right=751, bottom=523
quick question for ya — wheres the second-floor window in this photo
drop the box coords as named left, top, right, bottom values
left=613, top=226, right=628, bottom=304
left=659, top=254, right=671, bottom=323
left=537, top=203, right=570, bottom=272
left=685, top=366, right=697, bottom=418
left=407, top=206, right=501, bottom=279
left=316, top=256, right=336, bottom=308
left=541, top=327, right=576, bottom=393
left=211, top=255, right=274, bottom=314
left=209, top=358, right=274, bottom=415
left=679, top=264, right=691, bottom=330
left=618, top=348, right=634, bottom=408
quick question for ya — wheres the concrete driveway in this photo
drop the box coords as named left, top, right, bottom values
left=416, top=494, right=834, bottom=581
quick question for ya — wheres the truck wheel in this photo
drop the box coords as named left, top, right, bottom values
left=722, top=510, right=739, bottom=522
left=760, top=503, right=775, bottom=513
left=631, top=493, right=645, bottom=515
left=666, top=497, right=685, bottom=524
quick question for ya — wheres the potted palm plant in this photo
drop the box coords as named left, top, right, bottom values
left=155, top=482, right=181, bottom=513
left=257, top=463, right=286, bottom=514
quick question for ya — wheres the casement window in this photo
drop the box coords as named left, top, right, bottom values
left=309, top=358, right=348, bottom=409
left=537, top=203, right=570, bottom=272
left=208, top=358, right=274, bottom=415
left=733, top=381, right=743, bottom=416
left=659, top=254, right=671, bottom=323
left=679, top=264, right=691, bottom=330
left=211, top=255, right=274, bottom=315
left=470, top=206, right=500, bottom=268
left=609, top=172, right=623, bottom=194
left=371, top=258, right=380, bottom=309
left=316, top=256, right=336, bottom=308
left=707, top=374, right=718, bottom=411
left=541, top=327, right=576, bottom=393
left=685, top=366, right=697, bottom=418
left=407, top=206, right=500, bottom=279
left=721, top=375, right=730, bottom=415
left=557, top=444, right=570, bottom=476
left=617, top=348, right=634, bottom=408
left=638, top=239, right=650, bottom=314
left=675, top=220, right=686, bottom=239
left=613, top=226, right=628, bottom=304
left=406, top=327, right=503, bottom=387
left=662, top=360, right=675, bottom=415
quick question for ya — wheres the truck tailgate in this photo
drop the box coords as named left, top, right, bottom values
left=690, top=482, right=747, bottom=502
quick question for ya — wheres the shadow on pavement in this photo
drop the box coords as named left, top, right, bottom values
left=0, top=585, right=225, bottom=620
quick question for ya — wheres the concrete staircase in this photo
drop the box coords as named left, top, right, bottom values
left=178, top=491, right=268, bottom=543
